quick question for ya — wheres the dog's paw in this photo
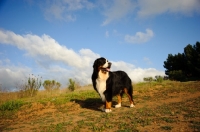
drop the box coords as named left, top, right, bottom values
left=115, top=103, right=121, bottom=108
left=130, top=104, right=135, bottom=108
left=105, top=109, right=112, bottom=113
left=101, top=108, right=112, bottom=113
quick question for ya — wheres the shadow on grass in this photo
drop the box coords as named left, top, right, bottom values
left=70, top=98, right=119, bottom=112
left=70, top=98, right=104, bottom=111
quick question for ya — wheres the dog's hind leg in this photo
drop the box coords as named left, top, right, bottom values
left=124, top=88, right=135, bottom=108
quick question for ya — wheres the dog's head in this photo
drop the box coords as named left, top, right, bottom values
left=93, top=57, right=112, bottom=73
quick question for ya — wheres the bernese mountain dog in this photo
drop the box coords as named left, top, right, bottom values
left=92, top=57, right=135, bottom=112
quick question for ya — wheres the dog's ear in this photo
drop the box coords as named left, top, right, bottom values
left=93, top=59, right=98, bottom=69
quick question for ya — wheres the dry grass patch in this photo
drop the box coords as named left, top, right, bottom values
left=0, top=81, right=200, bottom=131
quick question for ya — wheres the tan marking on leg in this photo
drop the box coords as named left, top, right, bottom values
left=117, top=94, right=122, bottom=104
left=115, top=94, right=122, bottom=108
left=105, top=101, right=112, bottom=109
left=124, top=88, right=133, bottom=105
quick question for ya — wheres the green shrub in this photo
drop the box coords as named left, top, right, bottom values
left=68, top=78, right=75, bottom=91
left=0, top=100, right=24, bottom=111
left=43, top=80, right=61, bottom=94
left=156, top=76, right=163, bottom=83
left=17, top=74, right=42, bottom=97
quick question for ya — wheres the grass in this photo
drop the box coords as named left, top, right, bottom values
left=0, top=100, right=26, bottom=119
left=0, top=81, right=200, bottom=131
left=0, top=100, right=24, bottom=111
left=161, top=126, right=173, bottom=130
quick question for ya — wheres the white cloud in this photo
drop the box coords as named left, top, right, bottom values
left=105, top=31, right=109, bottom=38
left=137, top=0, right=200, bottom=18
left=0, top=29, right=165, bottom=90
left=0, top=29, right=99, bottom=69
left=44, top=3, right=76, bottom=22
left=0, top=63, right=31, bottom=91
left=0, top=29, right=100, bottom=89
left=101, top=0, right=136, bottom=26
left=64, top=0, right=95, bottom=11
left=111, top=61, right=165, bottom=83
left=33, top=0, right=200, bottom=23
left=125, top=29, right=154, bottom=44
left=101, top=0, right=200, bottom=25
left=43, top=0, right=94, bottom=22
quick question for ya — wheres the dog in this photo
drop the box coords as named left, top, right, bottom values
left=92, top=57, right=135, bottom=112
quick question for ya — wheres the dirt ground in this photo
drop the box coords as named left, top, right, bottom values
left=0, top=82, right=200, bottom=132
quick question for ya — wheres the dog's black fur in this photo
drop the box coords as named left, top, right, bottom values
left=92, top=57, right=134, bottom=107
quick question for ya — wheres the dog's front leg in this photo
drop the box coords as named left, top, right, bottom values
left=104, top=101, right=112, bottom=113
left=102, top=92, right=112, bottom=112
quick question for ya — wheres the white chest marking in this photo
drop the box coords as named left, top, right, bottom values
left=96, top=71, right=109, bottom=102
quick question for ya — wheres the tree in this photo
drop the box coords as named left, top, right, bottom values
left=143, top=77, right=153, bottom=82
left=68, top=78, right=75, bottom=91
left=43, top=80, right=61, bottom=94
left=169, top=70, right=186, bottom=81
left=43, top=80, right=51, bottom=92
left=143, top=77, right=153, bottom=88
left=163, top=41, right=200, bottom=81
left=17, top=74, right=42, bottom=97
left=184, top=43, right=200, bottom=78
left=155, top=75, right=164, bottom=83
left=163, top=53, right=185, bottom=76
left=27, top=74, right=42, bottom=97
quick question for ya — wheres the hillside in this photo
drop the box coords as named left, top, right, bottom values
left=0, top=81, right=200, bottom=132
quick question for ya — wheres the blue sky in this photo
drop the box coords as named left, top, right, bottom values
left=0, top=0, right=200, bottom=90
